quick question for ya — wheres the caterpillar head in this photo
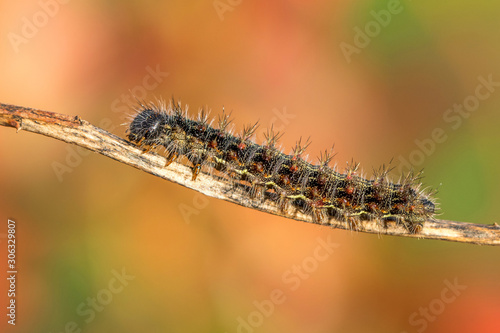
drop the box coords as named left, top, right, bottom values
left=127, top=107, right=168, bottom=146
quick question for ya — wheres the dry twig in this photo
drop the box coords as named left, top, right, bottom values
left=1, top=102, right=499, bottom=246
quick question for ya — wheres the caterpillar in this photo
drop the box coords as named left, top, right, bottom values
left=126, top=99, right=436, bottom=233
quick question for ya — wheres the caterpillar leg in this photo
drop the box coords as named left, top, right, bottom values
left=191, top=164, right=201, bottom=181
left=250, top=182, right=266, bottom=202
left=311, top=205, right=328, bottom=225
left=165, top=152, right=179, bottom=167
left=347, top=216, right=361, bottom=231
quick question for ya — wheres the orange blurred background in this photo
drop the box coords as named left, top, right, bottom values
left=1, top=1, right=499, bottom=332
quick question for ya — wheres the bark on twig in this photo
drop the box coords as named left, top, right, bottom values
left=1, top=103, right=499, bottom=246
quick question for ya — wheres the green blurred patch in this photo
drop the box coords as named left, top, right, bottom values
left=45, top=252, right=93, bottom=330
left=427, top=130, right=488, bottom=223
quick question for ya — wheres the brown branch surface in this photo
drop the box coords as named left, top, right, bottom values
left=1, top=103, right=499, bottom=246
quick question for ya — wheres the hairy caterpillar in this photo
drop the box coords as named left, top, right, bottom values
left=126, top=99, right=436, bottom=233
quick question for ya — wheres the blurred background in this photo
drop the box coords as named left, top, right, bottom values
left=1, top=1, right=499, bottom=332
